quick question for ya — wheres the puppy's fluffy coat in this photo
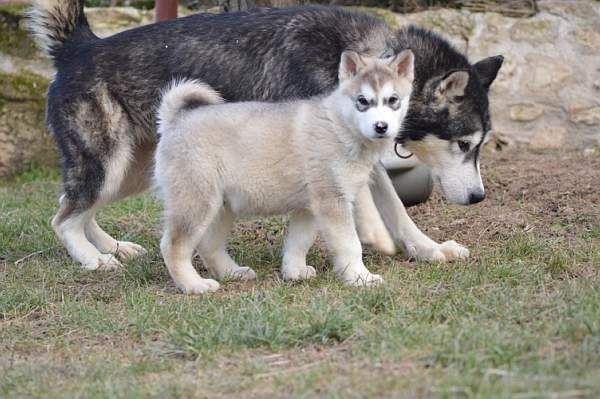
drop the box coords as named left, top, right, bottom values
left=155, top=51, right=414, bottom=294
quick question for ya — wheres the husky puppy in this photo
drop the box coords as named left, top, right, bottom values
left=28, top=2, right=502, bottom=271
left=155, top=51, right=414, bottom=293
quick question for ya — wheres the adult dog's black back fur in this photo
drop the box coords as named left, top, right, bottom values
left=27, top=0, right=502, bottom=270
left=42, top=5, right=391, bottom=132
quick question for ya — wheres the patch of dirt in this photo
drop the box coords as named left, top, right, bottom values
left=408, top=147, right=600, bottom=250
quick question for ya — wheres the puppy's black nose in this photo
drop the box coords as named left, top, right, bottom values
left=374, top=121, right=388, bottom=134
left=468, top=192, right=485, bottom=204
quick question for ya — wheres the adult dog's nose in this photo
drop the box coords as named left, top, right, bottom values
left=374, top=121, right=388, bottom=134
left=468, top=192, right=485, bottom=204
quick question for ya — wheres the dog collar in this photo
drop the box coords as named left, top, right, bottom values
left=394, top=142, right=414, bottom=159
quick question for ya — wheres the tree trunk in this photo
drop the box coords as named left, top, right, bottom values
left=219, top=0, right=255, bottom=12
left=155, top=0, right=178, bottom=21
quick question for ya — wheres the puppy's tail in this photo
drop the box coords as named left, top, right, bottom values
left=27, top=0, right=97, bottom=59
left=158, top=79, right=224, bottom=132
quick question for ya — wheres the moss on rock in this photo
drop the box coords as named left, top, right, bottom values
left=0, top=70, right=48, bottom=104
left=510, top=18, right=557, bottom=43
left=0, top=71, right=56, bottom=177
left=406, top=9, right=475, bottom=39
left=0, top=4, right=39, bottom=60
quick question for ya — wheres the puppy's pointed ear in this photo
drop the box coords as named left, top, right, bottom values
left=339, top=51, right=364, bottom=82
left=389, top=49, right=414, bottom=82
left=436, top=70, right=470, bottom=100
left=473, top=55, right=504, bottom=90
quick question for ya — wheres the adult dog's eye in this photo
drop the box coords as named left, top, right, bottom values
left=458, top=140, right=470, bottom=153
left=388, top=95, right=399, bottom=105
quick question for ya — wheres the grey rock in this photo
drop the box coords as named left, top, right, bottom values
left=570, top=107, right=600, bottom=126
left=529, top=126, right=566, bottom=149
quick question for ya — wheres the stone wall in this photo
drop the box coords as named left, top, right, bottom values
left=1, top=1, right=598, bottom=176
left=0, top=71, right=55, bottom=176
left=0, top=5, right=53, bottom=176
left=0, top=6, right=159, bottom=177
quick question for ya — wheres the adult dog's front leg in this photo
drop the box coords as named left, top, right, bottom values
left=369, top=163, right=469, bottom=262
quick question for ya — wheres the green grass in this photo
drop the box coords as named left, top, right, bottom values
left=1, top=168, right=599, bottom=398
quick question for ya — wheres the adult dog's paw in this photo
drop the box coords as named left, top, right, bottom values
left=178, top=277, right=220, bottom=295
left=439, top=240, right=469, bottom=260
left=406, top=240, right=469, bottom=263
left=115, top=241, right=147, bottom=260
left=83, top=254, right=123, bottom=270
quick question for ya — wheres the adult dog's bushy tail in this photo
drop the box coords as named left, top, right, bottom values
left=158, top=80, right=224, bottom=132
left=27, top=0, right=96, bottom=59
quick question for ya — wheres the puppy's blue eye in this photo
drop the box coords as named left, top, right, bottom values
left=356, top=95, right=370, bottom=111
left=458, top=140, right=470, bottom=153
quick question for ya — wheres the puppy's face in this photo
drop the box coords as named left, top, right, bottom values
left=338, top=50, right=414, bottom=141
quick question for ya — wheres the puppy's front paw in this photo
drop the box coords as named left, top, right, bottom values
left=233, top=266, right=257, bottom=281
left=344, top=271, right=383, bottom=287
left=178, top=277, right=220, bottom=295
left=210, top=263, right=257, bottom=281
left=222, top=266, right=257, bottom=281
left=281, top=264, right=317, bottom=281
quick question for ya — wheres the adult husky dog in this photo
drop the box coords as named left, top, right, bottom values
left=28, top=1, right=503, bottom=270
left=156, top=51, right=414, bottom=293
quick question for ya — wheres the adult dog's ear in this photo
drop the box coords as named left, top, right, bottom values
left=473, top=55, right=504, bottom=90
left=436, top=70, right=470, bottom=100
left=339, top=51, right=365, bottom=81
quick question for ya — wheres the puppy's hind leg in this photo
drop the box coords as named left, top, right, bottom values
left=161, top=196, right=222, bottom=295
left=281, top=211, right=318, bottom=281
left=197, top=205, right=256, bottom=281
